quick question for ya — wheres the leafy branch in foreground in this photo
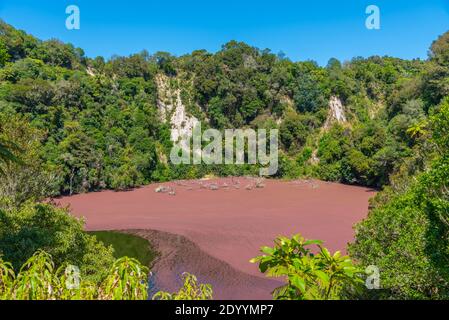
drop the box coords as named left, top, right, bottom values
left=0, top=250, right=213, bottom=300
left=152, top=272, right=213, bottom=300
left=251, top=234, right=364, bottom=300
left=0, top=250, right=148, bottom=300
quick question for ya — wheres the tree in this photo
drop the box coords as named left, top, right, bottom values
left=0, top=41, right=10, bottom=67
left=0, top=139, right=20, bottom=172
left=429, top=31, right=449, bottom=67
left=56, top=121, right=103, bottom=195
left=152, top=51, right=176, bottom=77
left=349, top=99, right=449, bottom=299
left=0, top=202, right=115, bottom=284
left=0, top=114, right=57, bottom=207
left=30, top=39, right=84, bottom=69
left=422, top=31, right=449, bottom=105
left=3, top=78, right=55, bottom=114
left=291, top=61, right=330, bottom=113
left=280, top=112, right=309, bottom=152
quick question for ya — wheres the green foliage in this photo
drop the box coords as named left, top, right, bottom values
left=349, top=99, right=449, bottom=299
left=0, top=114, right=57, bottom=206
left=0, top=19, right=448, bottom=302
left=0, top=41, right=10, bottom=67
left=0, top=20, right=441, bottom=191
left=429, top=31, right=449, bottom=67
left=430, top=97, right=449, bottom=152
left=251, top=234, right=363, bottom=300
left=0, top=250, right=214, bottom=300
left=0, top=138, right=21, bottom=173
left=280, top=111, right=310, bottom=152
left=153, top=272, right=213, bottom=300
left=422, top=31, right=449, bottom=106
left=0, top=202, right=115, bottom=284
left=99, top=256, right=149, bottom=300
left=187, top=41, right=286, bottom=127
left=30, top=40, right=85, bottom=69
left=291, top=61, right=330, bottom=113
left=0, top=250, right=148, bottom=300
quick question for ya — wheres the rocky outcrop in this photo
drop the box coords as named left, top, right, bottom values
left=155, top=74, right=199, bottom=142
left=324, top=96, right=347, bottom=129
left=310, top=96, right=347, bottom=165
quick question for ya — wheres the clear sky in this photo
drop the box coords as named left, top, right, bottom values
left=0, top=0, right=448, bottom=65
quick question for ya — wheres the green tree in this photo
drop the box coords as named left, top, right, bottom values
left=280, top=112, right=309, bottom=152
left=0, top=202, right=115, bottom=284
left=0, top=41, right=10, bottom=67
left=291, top=61, right=330, bottom=113
left=0, top=114, right=57, bottom=207
left=0, top=139, right=20, bottom=173
left=349, top=99, right=449, bottom=299
left=422, top=31, right=449, bottom=105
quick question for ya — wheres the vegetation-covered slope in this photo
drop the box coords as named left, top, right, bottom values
left=2, top=20, right=446, bottom=195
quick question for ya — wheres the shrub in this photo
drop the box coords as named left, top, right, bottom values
left=0, top=251, right=148, bottom=300
left=0, top=251, right=213, bottom=300
left=152, top=273, right=213, bottom=300
left=0, top=202, right=115, bottom=284
left=251, top=234, right=363, bottom=300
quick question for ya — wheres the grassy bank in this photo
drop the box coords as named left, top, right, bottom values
left=90, top=231, right=157, bottom=267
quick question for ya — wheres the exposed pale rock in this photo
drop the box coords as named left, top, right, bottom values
left=324, top=96, right=347, bottom=129
left=155, top=74, right=199, bottom=142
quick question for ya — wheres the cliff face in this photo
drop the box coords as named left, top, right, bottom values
left=310, top=96, right=348, bottom=165
left=155, top=74, right=199, bottom=142
left=324, top=96, right=347, bottom=130
left=156, top=75, right=348, bottom=148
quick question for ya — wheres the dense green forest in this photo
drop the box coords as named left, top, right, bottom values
left=1, top=19, right=449, bottom=299
left=1, top=19, right=443, bottom=195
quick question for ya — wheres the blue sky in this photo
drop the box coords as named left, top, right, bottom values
left=0, top=0, right=448, bottom=65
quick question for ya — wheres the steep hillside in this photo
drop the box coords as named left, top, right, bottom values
left=0, top=19, right=447, bottom=195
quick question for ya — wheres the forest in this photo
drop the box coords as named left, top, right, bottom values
left=0, top=18, right=449, bottom=299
